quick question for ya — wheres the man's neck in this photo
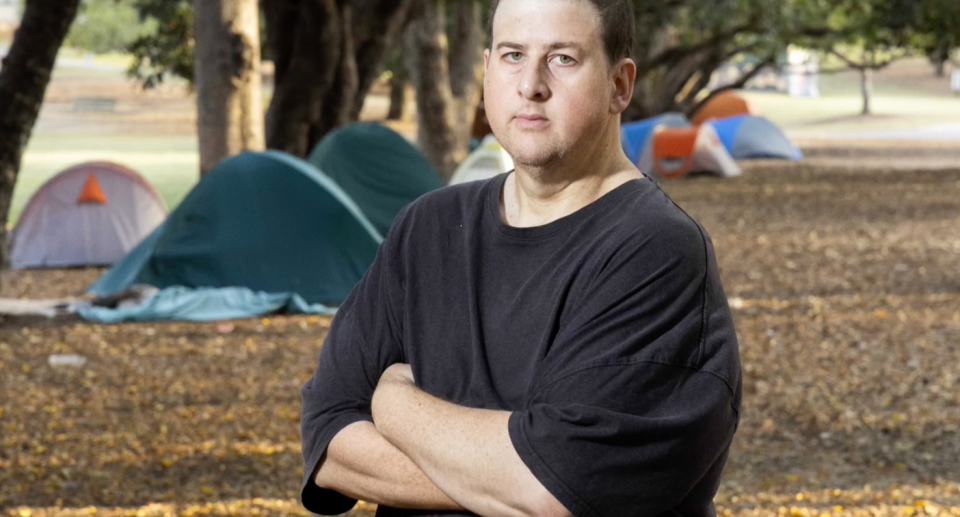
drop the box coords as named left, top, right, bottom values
left=500, top=124, right=642, bottom=228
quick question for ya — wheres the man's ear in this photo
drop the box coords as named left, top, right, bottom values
left=484, top=48, right=491, bottom=71
left=610, top=58, right=636, bottom=114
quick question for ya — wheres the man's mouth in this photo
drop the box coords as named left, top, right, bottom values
left=515, top=114, right=549, bottom=129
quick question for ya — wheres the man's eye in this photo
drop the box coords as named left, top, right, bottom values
left=505, top=52, right=523, bottom=62
left=555, top=55, right=575, bottom=65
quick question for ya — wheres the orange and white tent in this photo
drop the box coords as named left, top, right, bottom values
left=691, top=91, right=755, bottom=125
left=641, top=125, right=741, bottom=179
left=9, top=162, right=167, bottom=268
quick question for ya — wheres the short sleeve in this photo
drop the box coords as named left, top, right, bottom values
left=299, top=209, right=408, bottom=515
left=509, top=364, right=738, bottom=517
left=509, top=216, right=741, bottom=517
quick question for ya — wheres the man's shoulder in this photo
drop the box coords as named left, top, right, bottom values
left=415, top=175, right=494, bottom=210
left=394, top=175, right=497, bottom=230
left=600, top=179, right=708, bottom=267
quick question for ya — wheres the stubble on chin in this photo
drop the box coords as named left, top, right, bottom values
left=502, top=132, right=570, bottom=179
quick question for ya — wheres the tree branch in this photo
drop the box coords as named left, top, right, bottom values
left=351, top=0, right=414, bottom=118
left=829, top=48, right=910, bottom=71
left=829, top=49, right=863, bottom=69
left=643, top=22, right=757, bottom=71
left=674, top=41, right=762, bottom=110
left=687, top=55, right=775, bottom=117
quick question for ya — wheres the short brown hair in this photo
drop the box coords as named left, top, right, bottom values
left=486, top=0, right=635, bottom=65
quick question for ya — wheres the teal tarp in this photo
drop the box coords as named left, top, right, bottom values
left=78, top=286, right=336, bottom=323
left=89, top=151, right=382, bottom=306
left=308, top=122, right=442, bottom=236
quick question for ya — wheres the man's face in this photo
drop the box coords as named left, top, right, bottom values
left=484, top=0, right=613, bottom=171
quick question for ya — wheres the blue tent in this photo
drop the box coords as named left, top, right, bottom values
left=620, top=113, right=691, bottom=164
left=707, top=115, right=802, bottom=160
left=89, top=151, right=382, bottom=307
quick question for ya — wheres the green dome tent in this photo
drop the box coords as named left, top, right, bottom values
left=88, top=151, right=382, bottom=306
left=308, top=122, right=442, bottom=236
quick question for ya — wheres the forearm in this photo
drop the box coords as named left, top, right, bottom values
left=373, top=384, right=569, bottom=517
left=314, top=420, right=464, bottom=511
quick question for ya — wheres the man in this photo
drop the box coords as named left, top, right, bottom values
left=300, top=0, right=742, bottom=515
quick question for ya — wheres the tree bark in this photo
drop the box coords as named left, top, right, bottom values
left=264, top=0, right=343, bottom=157
left=314, top=2, right=359, bottom=145
left=860, top=66, right=872, bottom=115
left=405, top=0, right=458, bottom=179
left=387, top=68, right=409, bottom=120
left=264, top=0, right=411, bottom=157
left=405, top=0, right=482, bottom=181
left=351, top=0, right=414, bottom=118
left=448, top=0, right=483, bottom=152
left=194, top=0, right=266, bottom=174
left=0, top=0, right=82, bottom=276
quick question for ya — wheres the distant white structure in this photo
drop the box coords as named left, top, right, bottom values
left=784, top=46, right=820, bottom=98
left=951, top=69, right=960, bottom=96
left=0, top=0, right=19, bottom=37
left=0, top=0, right=18, bottom=22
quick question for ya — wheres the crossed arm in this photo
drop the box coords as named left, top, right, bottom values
left=312, top=364, right=573, bottom=517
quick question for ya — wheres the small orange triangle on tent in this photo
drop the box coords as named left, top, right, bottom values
left=76, top=174, right=108, bottom=205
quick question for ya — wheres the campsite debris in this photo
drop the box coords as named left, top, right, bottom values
left=0, top=298, right=74, bottom=317
left=47, top=354, right=87, bottom=367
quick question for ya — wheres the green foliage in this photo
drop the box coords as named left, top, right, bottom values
left=822, top=0, right=914, bottom=47
left=63, top=0, right=150, bottom=55
left=632, top=0, right=843, bottom=74
left=808, top=0, right=951, bottom=69
left=126, top=0, right=193, bottom=89
left=123, top=1, right=271, bottom=89
left=914, top=0, right=960, bottom=64
left=626, top=0, right=835, bottom=117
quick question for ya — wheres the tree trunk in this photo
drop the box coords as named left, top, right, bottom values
left=405, top=0, right=458, bottom=179
left=263, top=0, right=411, bottom=158
left=0, top=0, right=82, bottom=276
left=314, top=2, right=359, bottom=145
left=929, top=40, right=950, bottom=78
left=350, top=0, right=414, bottom=118
left=387, top=68, right=409, bottom=120
left=405, top=0, right=482, bottom=181
left=194, top=0, right=265, bottom=175
left=448, top=0, right=483, bottom=152
left=860, top=66, right=872, bottom=116
left=264, top=0, right=343, bottom=157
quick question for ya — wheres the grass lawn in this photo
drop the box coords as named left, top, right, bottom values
left=742, top=59, right=960, bottom=132
left=745, top=92, right=960, bottom=131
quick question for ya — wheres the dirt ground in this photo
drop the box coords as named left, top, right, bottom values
left=2, top=144, right=960, bottom=517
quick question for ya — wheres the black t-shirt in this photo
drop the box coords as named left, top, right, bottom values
left=300, top=172, right=742, bottom=517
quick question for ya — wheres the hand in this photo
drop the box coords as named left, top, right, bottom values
left=372, top=363, right=416, bottom=430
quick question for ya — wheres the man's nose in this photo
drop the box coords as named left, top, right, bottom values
left=518, top=61, right=551, bottom=101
